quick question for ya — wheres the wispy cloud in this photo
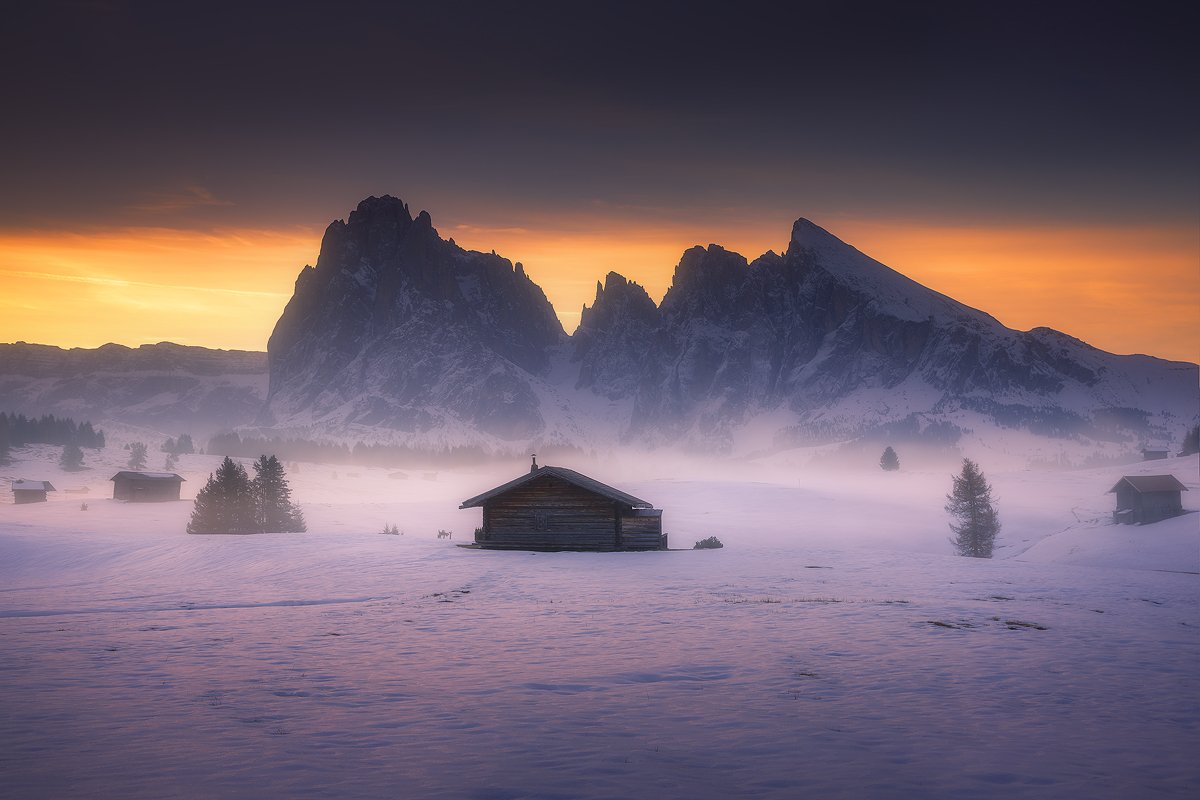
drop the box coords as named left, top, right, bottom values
left=450, top=224, right=530, bottom=236
left=127, top=186, right=234, bottom=213
left=0, top=269, right=287, bottom=299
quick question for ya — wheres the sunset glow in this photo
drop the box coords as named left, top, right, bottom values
left=0, top=228, right=316, bottom=350
left=2, top=219, right=1195, bottom=362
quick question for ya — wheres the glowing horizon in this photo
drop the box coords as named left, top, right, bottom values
left=0, top=216, right=1196, bottom=363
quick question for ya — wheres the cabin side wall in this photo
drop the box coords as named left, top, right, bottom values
left=480, top=476, right=619, bottom=550
left=620, top=514, right=665, bottom=550
left=1140, top=490, right=1183, bottom=523
left=13, top=490, right=47, bottom=504
left=1114, top=485, right=1137, bottom=511
left=114, top=480, right=182, bottom=502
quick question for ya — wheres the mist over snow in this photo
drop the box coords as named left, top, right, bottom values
left=1, top=438, right=1197, bottom=797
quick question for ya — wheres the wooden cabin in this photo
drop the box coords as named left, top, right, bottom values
left=1141, top=448, right=1169, bottom=461
left=460, top=458, right=665, bottom=551
left=110, top=471, right=184, bottom=502
left=12, top=479, right=55, bottom=504
left=1109, top=474, right=1187, bottom=524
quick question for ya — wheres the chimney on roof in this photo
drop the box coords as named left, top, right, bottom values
left=530, top=454, right=538, bottom=473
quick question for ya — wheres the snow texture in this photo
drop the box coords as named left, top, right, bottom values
left=2, top=444, right=1197, bottom=799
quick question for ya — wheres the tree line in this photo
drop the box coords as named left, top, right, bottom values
left=0, top=412, right=105, bottom=463
left=207, top=431, right=587, bottom=468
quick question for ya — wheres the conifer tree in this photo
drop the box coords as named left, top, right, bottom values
left=187, top=457, right=254, bottom=534
left=945, top=458, right=1000, bottom=558
left=60, top=442, right=85, bottom=471
left=128, top=441, right=148, bottom=470
left=251, top=454, right=306, bottom=532
left=0, top=414, right=9, bottom=464
left=880, top=446, right=900, bottom=471
left=1181, top=425, right=1200, bottom=457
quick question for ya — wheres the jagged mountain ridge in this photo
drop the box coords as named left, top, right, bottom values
left=4, top=196, right=1192, bottom=458
left=577, top=218, right=1197, bottom=451
left=262, top=196, right=567, bottom=442
left=259, top=195, right=1196, bottom=455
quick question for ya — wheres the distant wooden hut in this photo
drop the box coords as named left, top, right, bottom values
left=460, top=458, right=665, bottom=551
left=110, top=471, right=184, bottom=502
left=12, top=480, right=55, bottom=504
left=1109, top=475, right=1188, bottom=524
left=1141, top=448, right=1169, bottom=461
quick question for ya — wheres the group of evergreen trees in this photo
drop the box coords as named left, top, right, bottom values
left=187, top=455, right=306, bottom=534
left=0, top=412, right=105, bottom=449
left=206, top=431, right=501, bottom=468
left=1, top=412, right=105, bottom=464
left=60, top=442, right=86, bottom=471
left=127, top=442, right=148, bottom=470
left=1182, top=425, right=1200, bottom=457
left=160, top=435, right=196, bottom=471
left=162, top=434, right=195, bottom=455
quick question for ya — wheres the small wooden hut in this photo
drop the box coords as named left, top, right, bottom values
left=460, top=458, right=665, bottom=551
left=12, top=480, right=55, bottom=504
left=1109, top=474, right=1187, bottom=524
left=1141, top=448, right=1169, bottom=461
left=110, top=471, right=184, bottom=502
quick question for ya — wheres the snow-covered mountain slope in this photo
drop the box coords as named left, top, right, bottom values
left=260, top=196, right=567, bottom=444
left=0, top=342, right=267, bottom=436
left=578, top=219, right=1197, bottom=454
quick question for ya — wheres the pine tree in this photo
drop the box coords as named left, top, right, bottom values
left=187, top=457, right=254, bottom=534
left=251, top=454, right=306, bottom=532
left=1181, top=425, right=1200, bottom=457
left=128, top=441, right=148, bottom=470
left=0, top=413, right=9, bottom=464
left=880, top=446, right=900, bottom=471
left=945, top=458, right=1000, bottom=558
left=60, top=442, right=85, bottom=471
left=165, top=452, right=179, bottom=471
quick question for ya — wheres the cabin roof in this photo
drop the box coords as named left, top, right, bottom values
left=109, top=471, right=185, bottom=482
left=12, top=480, right=55, bottom=492
left=460, top=465, right=653, bottom=509
left=1108, top=474, right=1188, bottom=494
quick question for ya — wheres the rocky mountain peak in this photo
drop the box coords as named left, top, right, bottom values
left=572, top=271, right=660, bottom=399
left=660, top=244, right=752, bottom=324
left=348, top=194, right=412, bottom=222
left=255, top=198, right=1195, bottom=456
left=262, top=195, right=565, bottom=439
left=580, top=272, right=658, bottom=330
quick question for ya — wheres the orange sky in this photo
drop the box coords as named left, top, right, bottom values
left=0, top=219, right=1196, bottom=363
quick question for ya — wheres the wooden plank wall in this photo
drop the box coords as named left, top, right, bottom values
left=115, top=481, right=182, bottom=502
left=481, top=475, right=620, bottom=550
left=620, top=514, right=665, bottom=550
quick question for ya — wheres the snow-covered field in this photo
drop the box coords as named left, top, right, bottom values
left=1, top=447, right=1197, bottom=799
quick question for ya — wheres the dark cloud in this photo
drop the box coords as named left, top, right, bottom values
left=3, top=1, right=1196, bottom=230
